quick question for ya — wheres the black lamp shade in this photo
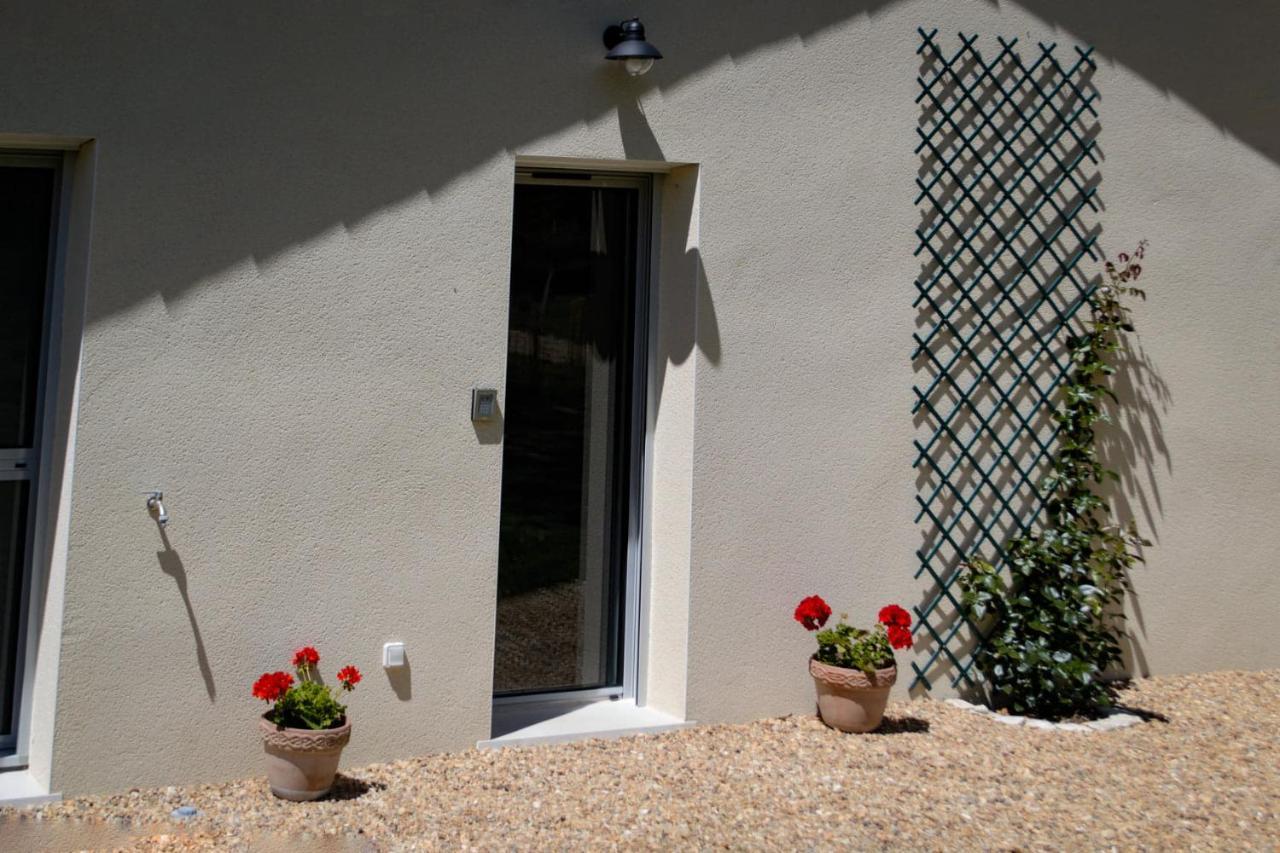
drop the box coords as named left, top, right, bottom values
left=603, top=18, right=663, bottom=61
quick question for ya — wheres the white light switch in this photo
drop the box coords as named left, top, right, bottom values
left=382, top=642, right=406, bottom=668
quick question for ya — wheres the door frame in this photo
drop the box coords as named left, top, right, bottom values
left=0, top=150, right=70, bottom=768
left=493, top=168, right=655, bottom=707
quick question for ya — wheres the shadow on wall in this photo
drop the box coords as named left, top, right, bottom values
left=1003, top=0, right=1280, bottom=166
left=911, top=0, right=1280, bottom=694
left=1101, top=328, right=1172, bottom=679
left=648, top=241, right=718, bottom=431
left=385, top=655, right=411, bottom=701
left=155, top=523, right=216, bottom=700
left=11, top=2, right=1262, bottom=708
left=471, top=398, right=504, bottom=446
left=908, top=30, right=1148, bottom=699
left=608, top=98, right=722, bottom=415
left=909, top=23, right=1174, bottom=694
left=4, top=3, right=1274, bottom=330
left=0, top=1, right=896, bottom=327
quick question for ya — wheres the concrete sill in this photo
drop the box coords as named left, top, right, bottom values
left=0, top=770, right=60, bottom=807
left=479, top=698, right=692, bottom=750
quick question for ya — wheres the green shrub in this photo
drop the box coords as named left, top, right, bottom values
left=959, top=244, right=1151, bottom=719
left=815, top=622, right=896, bottom=673
left=273, top=679, right=348, bottom=730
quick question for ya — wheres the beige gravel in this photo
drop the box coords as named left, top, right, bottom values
left=3, top=669, right=1277, bottom=851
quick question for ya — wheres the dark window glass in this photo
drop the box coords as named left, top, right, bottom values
left=0, top=162, right=56, bottom=744
left=493, top=183, right=639, bottom=695
left=0, top=482, right=30, bottom=736
left=0, top=166, right=55, bottom=448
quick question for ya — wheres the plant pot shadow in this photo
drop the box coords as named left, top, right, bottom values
left=322, top=774, right=388, bottom=802
left=867, top=716, right=931, bottom=735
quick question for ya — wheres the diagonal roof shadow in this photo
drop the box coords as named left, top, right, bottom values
left=1006, top=0, right=1280, bottom=165
left=1, top=1, right=892, bottom=324
left=4, top=1, right=1274, bottom=325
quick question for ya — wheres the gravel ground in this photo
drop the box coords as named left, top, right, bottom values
left=3, top=669, right=1276, bottom=851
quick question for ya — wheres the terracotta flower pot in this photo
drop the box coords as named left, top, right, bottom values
left=260, top=715, right=351, bottom=801
left=809, top=657, right=897, bottom=733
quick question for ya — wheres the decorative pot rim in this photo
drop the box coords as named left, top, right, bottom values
left=260, top=714, right=352, bottom=753
left=809, top=656, right=897, bottom=689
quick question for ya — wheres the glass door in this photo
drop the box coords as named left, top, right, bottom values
left=493, top=172, right=648, bottom=698
left=0, top=155, right=60, bottom=758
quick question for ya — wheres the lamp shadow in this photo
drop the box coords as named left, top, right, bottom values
left=59, top=2, right=899, bottom=328
left=155, top=523, right=216, bottom=700
left=631, top=89, right=723, bottom=425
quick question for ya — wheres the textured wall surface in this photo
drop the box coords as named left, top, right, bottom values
left=0, top=0, right=1276, bottom=794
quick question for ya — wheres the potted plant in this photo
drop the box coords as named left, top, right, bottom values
left=794, top=596, right=913, bottom=732
left=252, top=647, right=362, bottom=801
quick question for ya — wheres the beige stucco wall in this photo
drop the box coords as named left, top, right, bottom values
left=1, top=1, right=1276, bottom=794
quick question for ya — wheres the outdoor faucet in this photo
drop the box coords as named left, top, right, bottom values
left=146, top=491, right=169, bottom=527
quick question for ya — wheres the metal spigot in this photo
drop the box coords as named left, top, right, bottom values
left=145, top=491, right=168, bottom=527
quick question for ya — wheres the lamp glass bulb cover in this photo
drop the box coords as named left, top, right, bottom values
left=623, top=57, right=655, bottom=77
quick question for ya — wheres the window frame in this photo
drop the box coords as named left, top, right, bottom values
left=0, top=150, right=68, bottom=768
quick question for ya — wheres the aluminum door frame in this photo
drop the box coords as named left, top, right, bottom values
left=494, top=169, right=654, bottom=707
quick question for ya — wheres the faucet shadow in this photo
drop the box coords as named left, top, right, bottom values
left=155, top=524, right=216, bottom=701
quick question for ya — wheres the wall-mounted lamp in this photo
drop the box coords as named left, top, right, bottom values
left=603, top=18, right=662, bottom=77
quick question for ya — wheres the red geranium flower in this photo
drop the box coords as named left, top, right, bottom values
left=252, top=671, right=294, bottom=703
left=336, top=665, right=362, bottom=691
left=794, top=595, right=832, bottom=631
left=292, top=646, right=320, bottom=669
left=886, top=625, right=913, bottom=650
left=878, top=604, right=911, bottom=630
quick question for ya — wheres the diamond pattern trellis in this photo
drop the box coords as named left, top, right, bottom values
left=911, top=29, right=1101, bottom=691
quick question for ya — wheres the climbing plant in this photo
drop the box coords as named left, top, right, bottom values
left=959, top=244, right=1151, bottom=719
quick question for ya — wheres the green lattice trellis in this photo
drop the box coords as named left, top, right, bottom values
left=911, top=29, right=1100, bottom=691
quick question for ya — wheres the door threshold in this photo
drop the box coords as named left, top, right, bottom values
left=0, top=769, right=60, bottom=807
left=479, top=698, right=691, bottom=750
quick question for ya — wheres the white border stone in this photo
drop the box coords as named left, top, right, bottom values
left=943, top=698, right=1143, bottom=732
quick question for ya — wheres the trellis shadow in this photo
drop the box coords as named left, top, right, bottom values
left=909, top=30, right=1111, bottom=698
